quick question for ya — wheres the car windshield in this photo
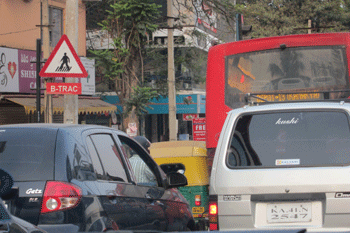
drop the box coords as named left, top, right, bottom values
left=227, top=110, right=350, bottom=168
left=0, top=128, right=56, bottom=181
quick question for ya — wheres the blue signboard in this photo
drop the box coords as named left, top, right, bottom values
left=102, top=94, right=206, bottom=114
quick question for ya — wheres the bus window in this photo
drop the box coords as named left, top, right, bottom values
left=225, top=46, right=348, bottom=109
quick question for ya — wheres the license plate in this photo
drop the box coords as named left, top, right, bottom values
left=267, top=203, right=312, bottom=223
left=192, top=207, right=204, bottom=214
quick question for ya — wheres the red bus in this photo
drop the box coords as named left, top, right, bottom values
left=206, top=32, right=350, bottom=168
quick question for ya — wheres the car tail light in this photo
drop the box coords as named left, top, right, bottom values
left=209, top=195, right=218, bottom=231
left=41, top=181, right=82, bottom=214
left=195, top=195, right=201, bottom=206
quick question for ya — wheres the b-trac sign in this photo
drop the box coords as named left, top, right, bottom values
left=46, top=83, right=82, bottom=95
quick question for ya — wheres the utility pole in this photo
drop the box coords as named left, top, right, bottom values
left=168, top=0, right=177, bottom=141
left=64, top=0, right=79, bottom=124
left=236, top=13, right=242, bottom=41
left=42, top=0, right=53, bottom=123
left=36, top=39, right=41, bottom=123
left=308, top=19, right=312, bottom=34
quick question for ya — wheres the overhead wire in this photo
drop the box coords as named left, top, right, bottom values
left=0, top=28, right=39, bottom=36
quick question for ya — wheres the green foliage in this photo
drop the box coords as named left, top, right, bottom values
left=88, top=37, right=128, bottom=81
left=124, top=86, right=159, bottom=117
left=143, top=46, right=207, bottom=97
left=88, top=0, right=162, bottom=122
left=101, top=0, right=161, bottom=48
left=238, top=0, right=350, bottom=38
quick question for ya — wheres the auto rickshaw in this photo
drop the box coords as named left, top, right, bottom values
left=149, top=140, right=209, bottom=230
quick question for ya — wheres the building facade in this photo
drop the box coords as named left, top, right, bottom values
left=0, top=0, right=116, bottom=125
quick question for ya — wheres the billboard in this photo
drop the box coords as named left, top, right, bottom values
left=0, top=47, right=19, bottom=93
left=0, top=47, right=95, bottom=95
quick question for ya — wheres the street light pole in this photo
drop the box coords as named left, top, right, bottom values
left=64, top=0, right=79, bottom=124
left=168, top=0, right=177, bottom=141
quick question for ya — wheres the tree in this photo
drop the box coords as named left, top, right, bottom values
left=168, top=0, right=350, bottom=41
left=87, top=0, right=209, bottom=135
left=89, top=0, right=161, bottom=132
left=237, top=0, right=350, bottom=38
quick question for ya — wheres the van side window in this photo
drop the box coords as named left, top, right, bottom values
left=226, top=114, right=262, bottom=168
left=227, top=132, right=251, bottom=167
left=90, top=134, right=128, bottom=182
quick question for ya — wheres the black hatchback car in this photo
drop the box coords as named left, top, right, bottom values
left=0, top=124, right=195, bottom=232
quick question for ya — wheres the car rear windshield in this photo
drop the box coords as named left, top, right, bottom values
left=227, top=110, right=350, bottom=168
left=0, top=128, right=56, bottom=181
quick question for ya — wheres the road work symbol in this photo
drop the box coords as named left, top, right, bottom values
left=56, top=53, right=71, bottom=71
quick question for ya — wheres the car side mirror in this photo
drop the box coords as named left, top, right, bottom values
left=0, top=168, right=13, bottom=198
left=166, top=172, right=188, bottom=189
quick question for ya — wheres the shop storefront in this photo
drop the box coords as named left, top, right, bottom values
left=103, top=93, right=206, bottom=142
left=0, top=46, right=101, bottom=125
left=0, top=95, right=116, bottom=125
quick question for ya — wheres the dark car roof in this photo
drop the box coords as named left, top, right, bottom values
left=0, top=123, right=105, bottom=129
left=0, top=123, right=127, bottom=135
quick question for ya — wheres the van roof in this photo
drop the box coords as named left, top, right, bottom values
left=231, top=101, right=350, bottom=115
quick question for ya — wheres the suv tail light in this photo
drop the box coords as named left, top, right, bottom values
left=195, top=195, right=201, bottom=206
left=41, top=181, right=82, bottom=214
left=209, top=195, right=218, bottom=231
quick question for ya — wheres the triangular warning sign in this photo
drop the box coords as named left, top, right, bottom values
left=39, top=34, right=88, bottom=78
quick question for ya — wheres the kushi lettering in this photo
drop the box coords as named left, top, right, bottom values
left=275, top=117, right=299, bottom=125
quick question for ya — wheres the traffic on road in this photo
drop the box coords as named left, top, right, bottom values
left=0, top=124, right=194, bottom=232
left=3, top=1, right=350, bottom=232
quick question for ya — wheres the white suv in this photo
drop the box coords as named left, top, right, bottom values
left=209, top=100, right=350, bottom=231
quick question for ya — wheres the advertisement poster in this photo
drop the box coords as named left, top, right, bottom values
left=18, top=49, right=45, bottom=93
left=0, top=47, right=19, bottom=93
left=79, top=57, right=95, bottom=95
left=183, top=114, right=198, bottom=121
left=0, top=47, right=94, bottom=95
left=193, top=118, right=206, bottom=141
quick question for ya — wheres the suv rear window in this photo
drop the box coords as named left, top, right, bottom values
left=227, top=111, right=350, bottom=168
left=0, top=128, right=56, bottom=181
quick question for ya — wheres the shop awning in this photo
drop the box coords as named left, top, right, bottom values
left=5, top=96, right=117, bottom=114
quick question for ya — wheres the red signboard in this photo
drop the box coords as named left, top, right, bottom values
left=47, top=83, right=82, bottom=95
left=193, top=118, right=206, bottom=141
